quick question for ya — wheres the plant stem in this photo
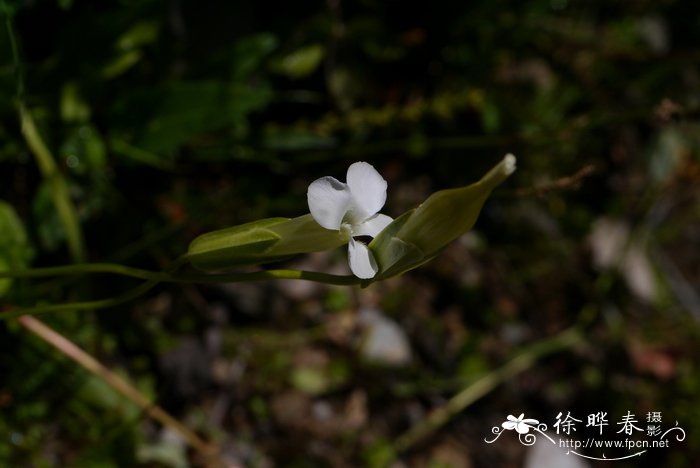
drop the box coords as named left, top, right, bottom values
left=0, top=263, right=168, bottom=281
left=173, top=269, right=363, bottom=285
left=1, top=257, right=191, bottom=320
left=3, top=15, right=227, bottom=467
left=0, top=263, right=360, bottom=320
left=393, top=326, right=584, bottom=453
left=19, top=104, right=87, bottom=262
left=1, top=279, right=160, bottom=320
left=5, top=14, right=86, bottom=262
left=3, top=11, right=23, bottom=98
left=0, top=263, right=361, bottom=284
left=16, top=315, right=223, bottom=465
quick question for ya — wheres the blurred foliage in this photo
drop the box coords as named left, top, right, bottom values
left=2, top=0, right=700, bottom=466
left=0, top=201, right=33, bottom=296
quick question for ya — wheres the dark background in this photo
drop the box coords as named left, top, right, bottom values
left=1, top=0, right=699, bottom=466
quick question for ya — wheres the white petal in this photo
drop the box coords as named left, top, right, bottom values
left=502, top=421, right=517, bottom=430
left=516, top=423, right=531, bottom=434
left=354, top=213, right=393, bottom=237
left=346, top=162, right=387, bottom=221
left=348, top=238, right=378, bottom=279
left=307, top=176, right=352, bottom=230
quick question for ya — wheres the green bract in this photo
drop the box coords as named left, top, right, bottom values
left=187, top=214, right=347, bottom=270
left=368, top=155, right=516, bottom=280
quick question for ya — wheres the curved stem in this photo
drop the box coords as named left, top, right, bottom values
left=1, top=257, right=190, bottom=321
left=172, top=269, right=362, bottom=285
left=0, top=263, right=167, bottom=281
left=0, top=261, right=361, bottom=320
left=0, top=263, right=361, bottom=285
left=20, top=104, right=87, bottom=262
left=1, top=279, right=160, bottom=320
left=5, top=14, right=86, bottom=262
left=4, top=10, right=23, bottom=99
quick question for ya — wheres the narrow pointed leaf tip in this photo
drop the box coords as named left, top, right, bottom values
left=368, top=154, right=516, bottom=280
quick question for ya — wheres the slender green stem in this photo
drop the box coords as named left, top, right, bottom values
left=5, top=14, right=86, bottom=262
left=0, top=261, right=360, bottom=320
left=110, top=138, right=175, bottom=171
left=19, top=104, right=87, bottom=262
left=0, top=262, right=361, bottom=285
left=173, top=269, right=362, bottom=285
left=3, top=16, right=226, bottom=465
left=3, top=10, right=23, bottom=99
left=393, top=326, right=584, bottom=452
left=1, top=280, right=160, bottom=320
left=0, top=263, right=167, bottom=281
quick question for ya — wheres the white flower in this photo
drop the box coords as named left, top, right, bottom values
left=307, top=162, right=393, bottom=279
left=502, top=414, right=539, bottom=434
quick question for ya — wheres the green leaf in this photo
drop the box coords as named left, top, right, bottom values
left=108, top=33, right=277, bottom=156
left=0, top=257, right=11, bottom=297
left=134, top=80, right=273, bottom=154
left=60, top=82, right=91, bottom=123
left=116, top=21, right=159, bottom=51
left=32, top=181, right=65, bottom=251
left=270, top=44, right=325, bottom=79
left=228, top=33, right=278, bottom=79
left=101, top=50, right=143, bottom=79
left=61, top=125, right=107, bottom=175
left=0, top=201, right=34, bottom=296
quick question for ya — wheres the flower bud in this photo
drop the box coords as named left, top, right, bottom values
left=187, top=214, right=346, bottom=271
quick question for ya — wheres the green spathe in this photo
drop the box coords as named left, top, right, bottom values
left=187, top=155, right=515, bottom=277
left=369, top=155, right=516, bottom=279
left=187, top=214, right=347, bottom=270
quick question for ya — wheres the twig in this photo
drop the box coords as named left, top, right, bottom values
left=393, top=326, right=584, bottom=452
left=516, top=164, right=596, bottom=197
left=16, top=315, right=225, bottom=466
